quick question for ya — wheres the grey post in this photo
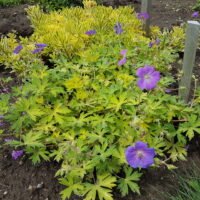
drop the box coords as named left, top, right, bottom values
left=179, top=21, right=200, bottom=103
left=141, top=0, right=152, bottom=36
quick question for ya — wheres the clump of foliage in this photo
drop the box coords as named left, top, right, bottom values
left=0, top=1, right=200, bottom=200
left=0, top=4, right=185, bottom=74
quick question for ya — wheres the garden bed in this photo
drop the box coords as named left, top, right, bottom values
left=0, top=0, right=196, bottom=37
left=0, top=0, right=200, bottom=200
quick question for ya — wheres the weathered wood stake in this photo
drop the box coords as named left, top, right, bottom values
left=179, top=21, right=200, bottom=103
left=141, top=0, right=152, bottom=36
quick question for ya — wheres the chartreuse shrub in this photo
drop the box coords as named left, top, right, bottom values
left=0, top=2, right=185, bottom=75
left=1, top=1, right=200, bottom=200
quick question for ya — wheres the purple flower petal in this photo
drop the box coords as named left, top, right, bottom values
left=125, top=141, right=155, bottom=169
left=120, top=49, right=127, bottom=57
left=114, top=22, right=123, bottom=35
left=2, top=88, right=9, bottom=93
left=4, top=138, right=13, bottom=142
left=136, top=66, right=160, bottom=90
left=136, top=65, right=155, bottom=77
left=137, top=77, right=157, bottom=90
left=135, top=141, right=148, bottom=149
left=137, top=12, right=150, bottom=20
left=149, top=39, right=160, bottom=48
left=165, top=89, right=171, bottom=93
left=11, top=150, right=24, bottom=160
left=118, top=57, right=127, bottom=66
left=85, top=30, right=96, bottom=35
left=151, top=71, right=160, bottom=82
left=149, top=42, right=154, bottom=48
left=13, top=45, right=23, bottom=54
left=155, top=39, right=160, bottom=45
left=192, top=11, right=199, bottom=18
left=32, top=48, right=44, bottom=54
left=35, top=43, right=47, bottom=48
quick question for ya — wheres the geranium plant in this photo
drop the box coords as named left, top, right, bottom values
left=0, top=1, right=200, bottom=200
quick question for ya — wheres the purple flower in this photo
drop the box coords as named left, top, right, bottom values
left=136, top=65, right=160, bottom=90
left=4, top=138, right=13, bottom=142
left=148, top=42, right=154, bottom=48
left=114, top=22, right=123, bottom=35
left=185, top=145, right=189, bottom=151
left=118, top=57, right=127, bottom=66
left=13, top=45, right=23, bottom=54
left=155, top=39, right=160, bottom=45
left=85, top=30, right=96, bottom=35
left=32, top=48, right=44, bottom=54
left=32, top=43, right=47, bottom=54
left=165, top=89, right=171, bottom=93
left=2, top=88, right=9, bottom=93
left=120, top=49, right=127, bottom=57
left=192, top=11, right=199, bottom=18
left=11, top=150, right=24, bottom=160
left=0, top=115, right=4, bottom=119
left=149, top=39, right=160, bottom=48
left=35, top=43, right=47, bottom=48
left=137, top=12, right=150, bottom=20
left=125, top=141, right=155, bottom=169
left=118, top=49, right=127, bottom=66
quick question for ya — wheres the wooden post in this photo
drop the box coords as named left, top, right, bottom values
left=179, top=21, right=200, bottom=103
left=141, top=0, right=152, bottom=36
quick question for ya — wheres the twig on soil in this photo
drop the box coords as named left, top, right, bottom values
left=0, top=183, right=9, bottom=188
left=172, top=119, right=188, bottom=122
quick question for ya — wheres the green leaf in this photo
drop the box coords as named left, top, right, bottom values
left=60, top=177, right=84, bottom=200
left=0, top=94, right=10, bottom=115
left=28, top=147, right=49, bottom=164
left=22, top=131, right=45, bottom=148
left=178, top=115, right=200, bottom=140
left=27, top=107, right=44, bottom=121
left=84, top=174, right=116, bottom=200
left=166, top=164, right=177, bottom=170
left=118, top=167, right=142, bottom=196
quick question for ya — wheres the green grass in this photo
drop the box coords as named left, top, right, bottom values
left=168, top=161, right=200, bottom=200
left=193, top=0, right=200, bottom=11
left=0, top=0, right=26, bottom=6
left=0, top=0, right=83, bottom=9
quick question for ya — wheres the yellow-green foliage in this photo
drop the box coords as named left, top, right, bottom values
left=0, top=2, right=199, bottom=200
left=169, top=26, right=185, bottom=51
left=26, top=5, right=145, bottom=58
left=0, top=3, right=185, bottom=75
left=0, top=34, right=43, bottom=74
left=0, top=4, right=147, bottom=73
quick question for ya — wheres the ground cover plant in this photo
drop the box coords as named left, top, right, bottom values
left=1, top=1, right=200, bottom=200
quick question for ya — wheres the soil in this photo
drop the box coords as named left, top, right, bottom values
left=0, top=0, right=200, bottom=200
left=0, top=4, right=33, bottom=37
